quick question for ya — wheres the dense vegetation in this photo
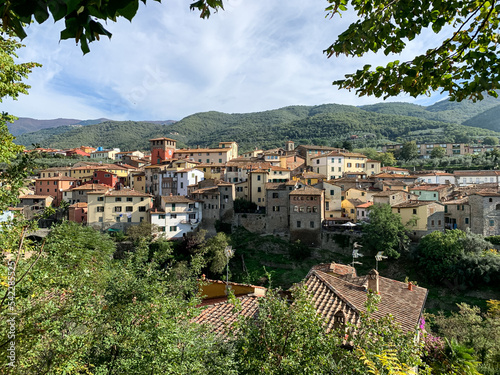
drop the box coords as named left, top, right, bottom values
left=14, top=100, right=500, bottom=153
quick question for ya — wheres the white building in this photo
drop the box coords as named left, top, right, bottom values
left=151, top=196, right=202, bottom=240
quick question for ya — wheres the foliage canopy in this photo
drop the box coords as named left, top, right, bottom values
left=326, top=0, right=500, bottom=102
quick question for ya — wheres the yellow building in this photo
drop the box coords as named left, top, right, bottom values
left=365, top=159, right=381, bottom=176
left=194, top=163, right=225, bottom=180
left=344, top=187, right=375, bottom=202
left=87, top=188, right=153, bottom=232
left=70, top=164, right=132, bottom=183
left=175, top=141, right=238, bottom=164
left=343, top=152, right=368, bottom=174
left=249, top=169, right=268, bottom=207
left=293, top=171, right=326, bottom=186
left=391, top=201, right=445, bottom=239
left=131, top=172, right=146, bottom=193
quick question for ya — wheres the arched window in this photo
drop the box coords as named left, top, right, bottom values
left=496, top=203, right=500, bottom=211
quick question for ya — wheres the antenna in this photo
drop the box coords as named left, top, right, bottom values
left=352, top=245, right=364, bottom=268
left=375, top=251, right=388, bottom=271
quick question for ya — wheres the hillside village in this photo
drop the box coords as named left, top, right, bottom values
left=10, top=138, right=500, bottom=246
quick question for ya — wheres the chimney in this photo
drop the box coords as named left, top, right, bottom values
left=367, top=269, right=379, bottom=294
left=408, top=282, right=413, bottom=291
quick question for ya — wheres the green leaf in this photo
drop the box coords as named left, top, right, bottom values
left=118, top=0, right=140, bottom=21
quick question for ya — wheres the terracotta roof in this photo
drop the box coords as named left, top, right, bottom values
left=35, top=176, right=78, bottom=181
left=289, top=185, right=323, bottom=196
left=87, top=188, right=152, bottom=197
left=304, top=269, right=427, bottom=334
left=381, top=180, right=408, bottom=186
left=392, top=200, right=441, bottom=208
left=63, top=183, right=109, bottom=192
left=161, top=195, right=196, bottom=203
left=470, top=191, right=500, bottom=197
left=357, top=202, right=373, bottom=208
left=346, top=198, right=365, bottom=207
left=270, top=166, right=290, bottom=172
left=149, top=137, right=177, bottom=141
left=372, top=190, right=408, bottom=197
left=70, top=202, right=88, bottom=208
left=19, top=195, right=53, bottom=199
left=192, top=295, right=260, bottom=335
left=454, top=170, right=500, bottom=176
left=176, top=148, right=230, bottom=154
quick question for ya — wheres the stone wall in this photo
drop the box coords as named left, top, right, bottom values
left=232, top=213, right=267, bottom=234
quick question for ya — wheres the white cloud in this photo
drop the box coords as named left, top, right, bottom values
left=3, top=0, right=447, bottom=121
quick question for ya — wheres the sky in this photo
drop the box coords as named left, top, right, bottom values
left=3, top=0, right=445, bottom=121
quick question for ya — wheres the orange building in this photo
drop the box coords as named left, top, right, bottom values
left=34, top=176, right=79, bottom=206
left=149, top=137, right=177, bottom=165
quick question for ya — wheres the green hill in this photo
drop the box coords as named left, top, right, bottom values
left=15, top=102, right=500, bottom=152
left=462, top=104, right=500, bottom=132
left=15, top=97, right=500, bottom=152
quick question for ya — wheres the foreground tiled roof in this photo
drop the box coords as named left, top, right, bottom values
left=304, top=269, right=427, bottom=334
left=192, top=295, right=260, bottom=335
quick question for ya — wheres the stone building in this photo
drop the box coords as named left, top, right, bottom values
left=289, top=185, right=324, bottom=246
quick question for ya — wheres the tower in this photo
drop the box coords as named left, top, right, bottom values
left=149, top=137, right=177, bottom=165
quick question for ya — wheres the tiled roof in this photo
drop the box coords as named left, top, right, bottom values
left=87, top=188, right=152, bottom=197
left=357, top=202, right=373, bottom=208
left=372, top=190, right=407, bottom=197
left=454, top=170, right=500, bottom=176
left=289, top=185, right=323, bottom=196
left=392, top=200, right=440, bottom=208
left=161, top=195, right=196, bottom=204
left=192, top=295, right=260, bottom=335
left=19, top=195, right=52, bottom=199
left=304, top=269, right=427, bottom=334
left=70, top=202, right=88, bottom=208
left=36, top=176, right=78, bottom=181
left=471, top=191, right=500, bottom=197
left=63, top=183, right=109, bottom=192
left=410, top=184, right=450, bottom=191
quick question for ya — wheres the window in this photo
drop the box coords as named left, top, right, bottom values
left=257, top=187, right=261, bottom=192
left=330, top=190, right=334, bottom=195
left=431, top=220, right=435, bottom=226
left=114, top=206, right=122, bottom=212
left=140, top=217, right=144, bottom=222
left=127, top=197, right=133, bottom=202
left=159, top=214, right=166, bottom=219
left=169, top=226, right=177, bottom=231
left=272, top=192, right=279, bottom=198
left=97, top=196, right=104, bottom=201
left=310, top=221, right=315, bottom=228
left=127, top=217, right=132, bottom=222
left=413, top=209, right=417, bottom=214
left=294, top=206, right=298, bottom=212
left=465, top=218, right=469, bottom=224
left=490, top=220, right=495, bottom=226
left=139, top=206, right=146, bottom=212
left=126, top=206, right=133, bottom=212
left=171, top=204, right=176, bottom=211
left=171, top=214, right=177, bottom=219
left=297, top=221, right=301, bottom=228
left=97, top=206, right=104, bottom=212
left=98, top=217, right=103, bottom=222
left=115, top=197, right=122, bottom=202
left=347, top=163, right=352, bottom=167
left=257, top=175, right=261, bottom=181
left=116, top=216, right=121, bottom=222
left=272, top=206, right=280, bottom=212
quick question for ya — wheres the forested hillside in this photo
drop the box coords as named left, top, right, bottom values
left=14, top=101, right=500, bottom=152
